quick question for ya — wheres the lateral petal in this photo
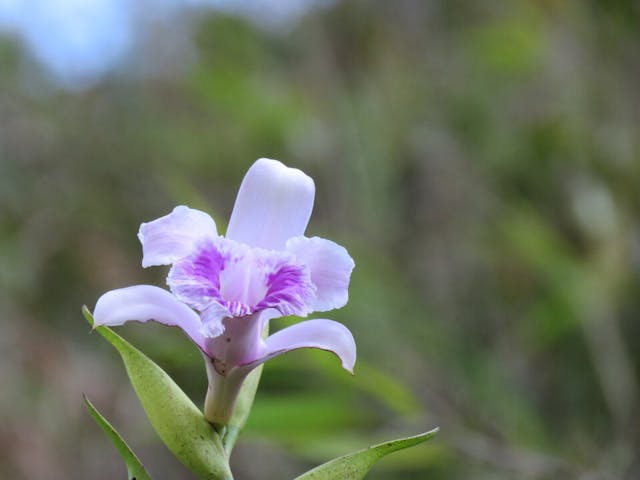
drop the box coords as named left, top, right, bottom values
left=226, top=158, right=315, bottom=250
left=286, top=236, right=355, bottom=311
left=244, top=319, right=356, bottom=373
left=93, top=285, right=206, bottom=350
left=138, top=206, right=217, bottom=267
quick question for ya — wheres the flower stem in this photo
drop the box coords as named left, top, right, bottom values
left=203, top=357, right=247, bottom=426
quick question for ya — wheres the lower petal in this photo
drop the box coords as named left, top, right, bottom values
left=93, top=285, right=206, bottom=351
left=245, top=319, right=356, bottom=373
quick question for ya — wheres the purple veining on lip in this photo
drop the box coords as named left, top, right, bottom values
left=256, top=263, right=316, bottom=316
left=168, top=240, right=228, bottom=311
left=168, top=237, right=316, bottom=335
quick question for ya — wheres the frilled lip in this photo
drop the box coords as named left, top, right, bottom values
left=165, top=236, right=318, bottom=338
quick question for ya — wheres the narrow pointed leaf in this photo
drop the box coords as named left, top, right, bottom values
left=83, top=306, right=233, bottom=480
left=294, top=428, right=439, bottom=480
left=84, top=395, right=152, bottom=480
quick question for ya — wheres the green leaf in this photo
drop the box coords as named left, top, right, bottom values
left=84, top=395, right=152, bottom=480
left=83, top=306, right=233, bottom=480
left=223, top=364, right=263, bottom=452
left=294, top=428, right=439, bottom=480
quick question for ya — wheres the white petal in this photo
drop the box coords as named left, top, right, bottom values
left=93, top=285, right=206, bottom=350
left=226, top=158, right=315, bottom=250
left=138, top=205, right=217, bottom=267
left=245, top=319, right=356, bottom=373
left=286, top=236, right=355, bottom=311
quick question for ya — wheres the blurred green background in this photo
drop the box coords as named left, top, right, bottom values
left=1, top=1, right=639, bottom=479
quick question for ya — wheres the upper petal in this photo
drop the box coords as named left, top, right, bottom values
left=286, top=236, right=355, bottom=311
left=226, top=158, right=315, bottom=250
left=243, top=319, right=356, bottom=373
left=138, top=206, right=217, bottom=267
left=93, top=285, right=206, bottom=351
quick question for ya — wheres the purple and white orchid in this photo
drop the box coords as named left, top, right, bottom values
left=93, top=159, right=356, bottom=426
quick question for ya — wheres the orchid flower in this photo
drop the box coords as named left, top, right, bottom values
left=93, top=159, right=356, bottom=426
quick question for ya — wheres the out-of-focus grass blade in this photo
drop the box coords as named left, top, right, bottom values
left=84, top=395, right=152, bottom=480
left=83, top=306, right=233, bottom=480
left=294, top=428, right=439, bottom=480
left=306, top=352, right=421, bottom=415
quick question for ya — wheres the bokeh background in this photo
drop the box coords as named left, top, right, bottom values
left=1, top=1, right=639, bottom=479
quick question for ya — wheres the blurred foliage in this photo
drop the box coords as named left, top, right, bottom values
left=1, top=0, right=640, bottom=479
